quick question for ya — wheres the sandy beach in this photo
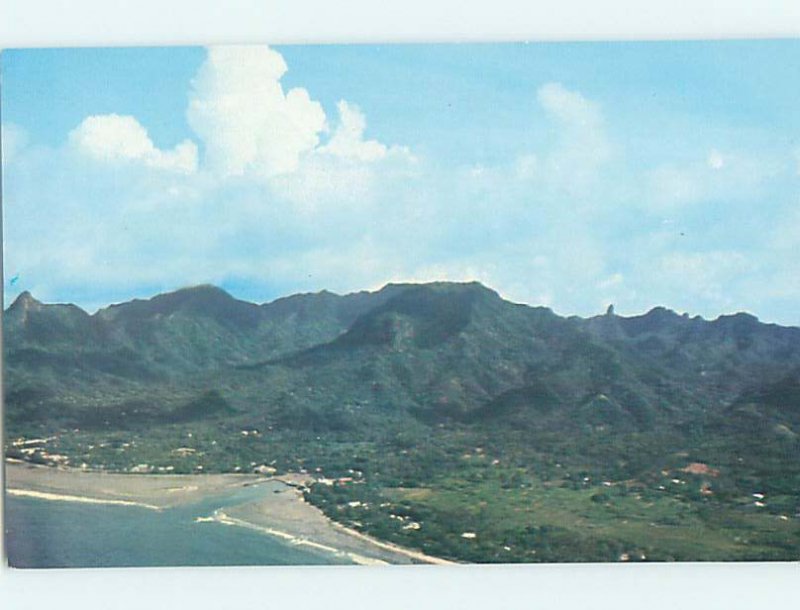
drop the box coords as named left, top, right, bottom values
left=4, top=461, right=451, bottom=565
left=214, top=478, right=453, bottom=565
left=5, top=461, right=265, bottom=509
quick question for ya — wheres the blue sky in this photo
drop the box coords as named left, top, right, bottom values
left=2, top=41, right=799, bottom=324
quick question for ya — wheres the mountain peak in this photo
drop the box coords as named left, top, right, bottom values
left=171, top=284, right=233, bottom=299
left=115, top=284, right=237, bottom=309
left=714, top=311, right=760, bottom=324
left=334, top=281, right=499, bottom=351
left=379, top=280, right=500, bottom=299
left=8, top=290, right=42, bottom=311
left=96, top=284, right=262, bottom=329
left=712, top=311, right=762, bottom=335
left=643, top=305, right=679, bottom=317
left=637, top=306, right=686, bottom=327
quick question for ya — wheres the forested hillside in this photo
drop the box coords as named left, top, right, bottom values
left=5, top=282, right=799, bottom=562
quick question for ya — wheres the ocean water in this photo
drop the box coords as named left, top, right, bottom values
left=4, top=481, right=351, bottom=568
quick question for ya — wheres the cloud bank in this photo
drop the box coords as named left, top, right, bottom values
left=3, top=46, right=799, bottom=325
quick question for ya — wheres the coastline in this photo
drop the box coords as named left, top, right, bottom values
left=6, top=488, right=162, bottom=510
left=4, top=461, right=267, bottom=508
left=217, top=473, right=455, bottom=565
left=210, top=509, right=389, bottom=566
left=4, top=461, right=452, bottom=566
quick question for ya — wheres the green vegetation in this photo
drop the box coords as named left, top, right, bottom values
left=4, top=282, right=800, bottom=562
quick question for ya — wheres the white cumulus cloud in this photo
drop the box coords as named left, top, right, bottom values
left=269, top=98, right=417, bottom=208
left=187, top=45, right=327, bottom=180
left=318, top=101, right=387, bottom=162
left=318, top=100, right=414, bottom=164
left=69, top=114, right=198, bottom=174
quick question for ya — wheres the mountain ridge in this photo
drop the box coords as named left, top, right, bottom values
left=4, top=279, right=799, bottom=563
left=5, top=281, right=791, bottom=329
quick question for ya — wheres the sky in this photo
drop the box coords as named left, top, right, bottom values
left=1, top=41, right=799, bottom=324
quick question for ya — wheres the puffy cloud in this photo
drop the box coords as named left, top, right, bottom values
left=187, top=45, right=327, bottom=179
left=318, top=101, right=387, bottom=162
left=5, top=45, right=424, bottom=308
left=185, top=47, right=413, bottom=201
left=63, top=45, right=412, bottom=209
left=69, top=114, right=198, bottom=174
left=318, top=101, right=414, bottom=164
left=269, top=100, right=418, bottom=209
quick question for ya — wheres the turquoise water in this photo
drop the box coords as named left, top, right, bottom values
left=4, top=481, right=351, bottom=568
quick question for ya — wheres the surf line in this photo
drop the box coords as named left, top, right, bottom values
left=210, top=510, right=389, bottom=566
left=7, top=488, right=162, bottom=510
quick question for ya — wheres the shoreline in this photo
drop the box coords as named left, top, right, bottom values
left=6, top=488, right=162, bottom=510
left=4, top=461, right=268, bottom=508
left=210, top=509, right=389, bottom=566
left=4, top=461, right=452, bottom=566
left=213, top=477, right=456, bottom=566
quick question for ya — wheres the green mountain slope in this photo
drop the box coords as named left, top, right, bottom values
left=4, top=282, right=799, bottom=562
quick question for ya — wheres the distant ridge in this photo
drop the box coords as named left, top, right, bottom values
left=4, top=281, right=784, bottom=329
